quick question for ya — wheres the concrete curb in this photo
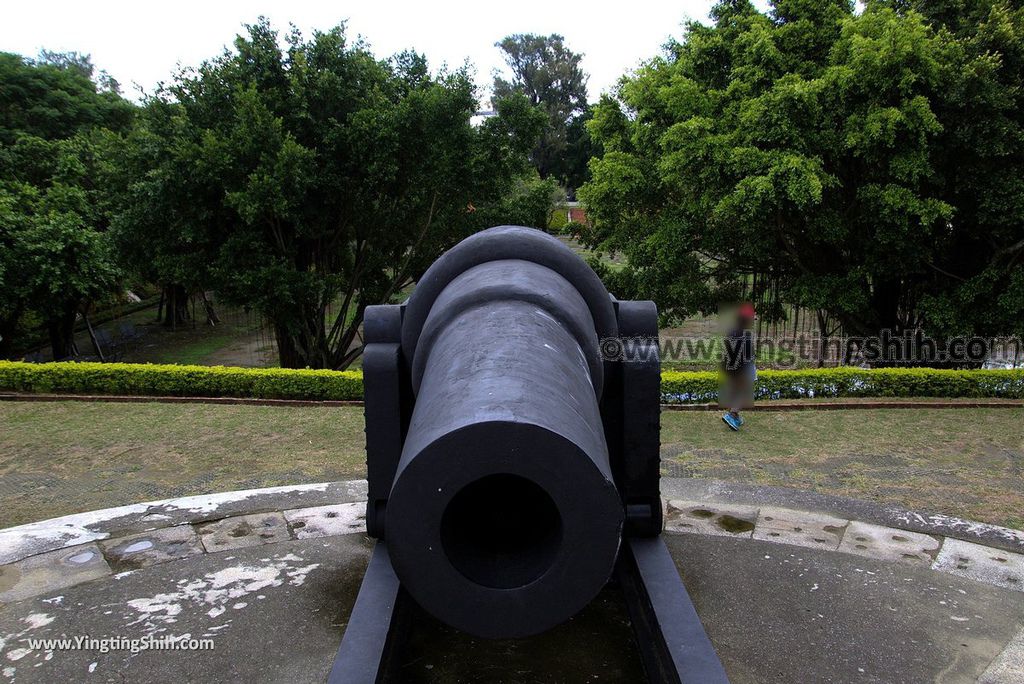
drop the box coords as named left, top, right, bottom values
left=0, top=481, right=369, bottom=607
left=664, top=500, right=1023, bottom=595
left=3, top=392, right=1024, bottom=411
left=0, top=481, right=368, bottom=566
left=661, top=478, right=1024, bottom=555
left=0, top=478, right=1021, bottom=607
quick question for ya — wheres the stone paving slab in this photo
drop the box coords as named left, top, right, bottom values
left=196, top=512, right=291, bottom=553
left=0, top=544, right=109, bottom=604
left=99, top=525, right=204, bottom=571
left=0, top=480, right=369, bottom=566
left=2, top=478, right=1024, bottom=613
left=664, top=500, right=757, bottom=538
left=933, top=538, right=1024, bottom=592
left=752, top=506, right=848, bottom=550
left=283, top=503, right=365, bottom=539
left=837, top=520, right=941, bottom=566
left=660, top=478, right=1024, bottom=555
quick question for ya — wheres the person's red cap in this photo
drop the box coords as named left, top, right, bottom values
left=738, top=302, right=756, bottom=319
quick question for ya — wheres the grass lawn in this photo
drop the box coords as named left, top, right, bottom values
left=0, top=402, right=365, bottom=528
left=0, top=402, right=1021, bottom=530
left=662, top=408, right=1024, bottom=530
left=556, top=235, right=627, bottom=272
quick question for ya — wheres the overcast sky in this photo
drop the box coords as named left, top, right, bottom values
left=2, top=0, right=723, bottom=103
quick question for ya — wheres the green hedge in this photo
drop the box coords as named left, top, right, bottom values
left=661, top=367, right=1024, bottom=403
left=1, top=361, right=1022, bottom=403
left=0, top=361, right=363, bottom=401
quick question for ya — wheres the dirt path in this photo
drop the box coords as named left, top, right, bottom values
left=197, top=326, right=278, bottom=367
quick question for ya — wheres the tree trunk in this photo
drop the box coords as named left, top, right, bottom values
left=47, top=301, right=79, bottom=360
left=162, top=284, right=190, bottom=328
left=83, top=312, right=105, bottom=362
left=0, top=329, right=14, bottom=360
left=816, top=309, right=829, bottom=368
left=0, top=311, right=22, bottom=360
left=275, top=323, right=316, bottom=369
left=201, top=291, right=220, bottom=326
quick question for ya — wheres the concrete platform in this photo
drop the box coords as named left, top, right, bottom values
left=1, top=479, right=1022, bottom=683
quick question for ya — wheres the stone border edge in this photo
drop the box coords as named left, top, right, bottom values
left=1, top=478, right=1022, bottom=607
left=660, top=478, right=1024, bottom=555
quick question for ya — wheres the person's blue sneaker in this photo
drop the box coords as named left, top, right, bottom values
left=722, top=413, right=740, bottom=431
left=736, top=415, right=744, bottom=426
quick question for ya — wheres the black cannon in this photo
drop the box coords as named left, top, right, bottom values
left=331, top=226, right=727, bottom=682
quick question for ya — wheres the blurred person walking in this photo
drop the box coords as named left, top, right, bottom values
left=721, top=303, right=756, bottom=431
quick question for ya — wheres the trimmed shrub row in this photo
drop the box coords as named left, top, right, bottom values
left=662, top=367, right=1024, bottom=403
left=1, top=361, right=1022, bottom=403
left=0, top=361, right=363, bottom=401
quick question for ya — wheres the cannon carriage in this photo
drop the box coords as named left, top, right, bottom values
left=332, top=226, right=726, bottom=683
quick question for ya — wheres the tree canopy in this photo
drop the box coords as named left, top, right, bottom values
left=494, top=34, right=590, bottom=189
left=0, top=52, right=129, bottom=144
left=580, top=0, right=1024, bottom=343
left=114, top=20, right=544, bottom=369
left=0, top=52, right=131, bottom=357
left=4, top=5, right=1023, bottom=368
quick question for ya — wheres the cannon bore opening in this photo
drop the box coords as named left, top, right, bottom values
left=441, top=474, right=563, bottom=589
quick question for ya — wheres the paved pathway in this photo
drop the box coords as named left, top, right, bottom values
left=0, top=479, right=1021, bottom=683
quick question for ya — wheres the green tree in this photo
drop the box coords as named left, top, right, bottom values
left=488, top=173, right=564, bottom=231
left=105, top=97, right=225, bottom=328
left=888, top=0, right=1024, bottom=339
left=0, top=52, right=130, bottom=144
left=0, top=134, right=122, bottom=357
left=493, top=34, right=589, bottom=185
left=138, top=20, right=543, bottom=369
left=0, top=53, right=132, bottom=358
left=560, top=106, right=601, bottom=198
left=581, top=0, right=1024, bottom=346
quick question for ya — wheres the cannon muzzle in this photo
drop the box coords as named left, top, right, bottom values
left=362, top=226, right=662, bottom=639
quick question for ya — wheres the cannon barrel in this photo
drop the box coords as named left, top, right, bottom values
left=362, top=226, right=662, bottom=639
